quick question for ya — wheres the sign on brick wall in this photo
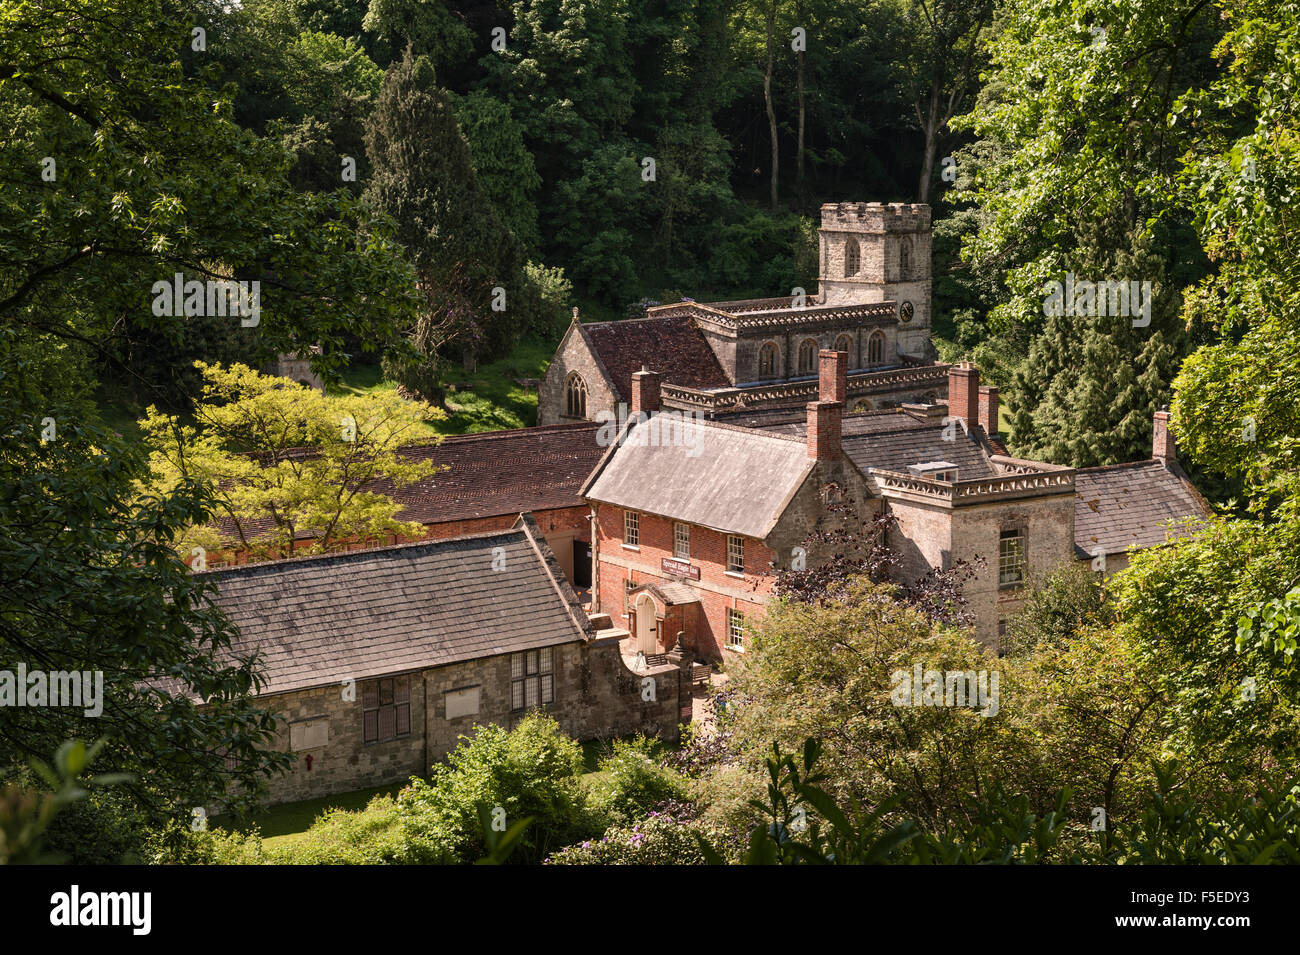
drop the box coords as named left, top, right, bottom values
left=661, top=557, right=700, bottom=580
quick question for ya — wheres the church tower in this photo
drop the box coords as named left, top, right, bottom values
left=817, top=202, right=932, bottom=359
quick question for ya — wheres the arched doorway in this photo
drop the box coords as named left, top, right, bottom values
left=634, top=593, right=658, bottom=654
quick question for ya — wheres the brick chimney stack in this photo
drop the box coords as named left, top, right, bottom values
left=1153, top=409, right=1176, bottom=462
left=818, top=349, right=847, bottom=403
left=631, top=366, right=660, bottom=416
left=807, top=400, right=843, bottom=461
left=948, top=362, right=979, bottom=427
left=978, top=385, right=999, bottom=436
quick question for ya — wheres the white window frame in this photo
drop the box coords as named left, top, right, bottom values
left=726, top=608, right=746, bottom=651
left=674, top=522, right=690, bottom=560
left=999, top=528, right=1026, bottom=588
left=623, top=510, right=639, bottom=548
left=726, top=535, right=745, bottom=575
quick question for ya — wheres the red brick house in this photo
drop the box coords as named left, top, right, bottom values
left=208, top=422, right=605, bottom=589
left=582, top=352, right=875, bottom=661
left=580, top=350, right=1212, bottom=658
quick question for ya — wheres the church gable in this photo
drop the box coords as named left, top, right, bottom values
left=538, top=319, right=619, bottom=425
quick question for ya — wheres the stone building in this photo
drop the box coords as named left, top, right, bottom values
left=1072, top=411, right=1211, bottom=576
left=580, top=351, right=1210, bottom=657
left=195, top=515, right=682, bottom=806
left=266, top=349, right=324, bottom=392
left=539, top=201, right=945, bottom=426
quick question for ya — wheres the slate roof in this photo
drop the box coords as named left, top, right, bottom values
left=581, top=315, right=731, bottom=398
left=181, top=517, right=589, bottom=698
left=1073, top=460, right=1212, bottom=557
left=749, top=410, right=1000, bottom=480
left=581, top=416, right=813, bottom=538
left=640, top=581, right=701, bottom=605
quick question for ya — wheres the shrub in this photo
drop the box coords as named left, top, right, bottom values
left=265, top=797, right=416, bottom=864
left=584, top=736, right=691, bottom=827
left=518, top=261, right=573, bottom=339
left=396, top=712, right=588, bottom=864
left=545, top=813, right=721, bottom=865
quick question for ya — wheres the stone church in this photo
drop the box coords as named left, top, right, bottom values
left=540, top=202, right=948, bottom=425
left=552, top=199, right=1212, bottom=658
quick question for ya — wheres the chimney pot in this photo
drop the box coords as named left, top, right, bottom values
left=807, top=399, right=843, bottom=461
left=947, top=362, right=979, bottom=427
left=631, top=368, right=661, bottom=416
left=818, top=349, right=847, bottom=404
left=1153, top=409, right=1176, bottom=462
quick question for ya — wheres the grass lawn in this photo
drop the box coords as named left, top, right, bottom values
left=329, top=338, right=555, bottom=437
left=213, top=780, right=412, bottom=849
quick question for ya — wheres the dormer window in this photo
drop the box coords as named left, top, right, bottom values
left=908, top=461, right=958, bottom=483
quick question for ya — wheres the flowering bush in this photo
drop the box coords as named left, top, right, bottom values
left=545, top=812, right=722, bottom=865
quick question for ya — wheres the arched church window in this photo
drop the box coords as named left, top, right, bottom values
left=565, top=373, right=588, bottom=418
left=844, top=238, right=861, bottom=277
left=758, top=341, right=778, bottom=378
left=798, top=339, right=818, bottom=375
left=899, top=240, right=911, bottom=277
left=867, top=330, right=886, bottom=364
left=833, top=334, right=853, bottom=358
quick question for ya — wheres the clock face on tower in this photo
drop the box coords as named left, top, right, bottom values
left=900, top=300, right=914, bottom=323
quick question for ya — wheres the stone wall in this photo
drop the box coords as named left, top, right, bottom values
left=539, top=325, right=617, bottom=426
left=948, top=493, right=1076, bottom=648
left=269, top=353, right=324, bottom=393
left=816, top=203, right=933, bottom=357
left=733, top=326, right=897, bottom=384
left=882, top=488, right=1075, bottom=647
left=222, top=634, right=683, bottom=808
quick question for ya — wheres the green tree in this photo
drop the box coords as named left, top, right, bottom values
left=362, top=0, right=474, bottom=69
left=0, top=0, right=417, bottom=391
left=0, top=343, right=290, bottom=820
left=139, top=361, right=443, bottom=558
left=364, top=50, right=523, bottom=384
left=892, top=0, right=993, bottom=203
left=451, top=91, right=542, bottom=254
left=951, top=0, right=1221, bottom=465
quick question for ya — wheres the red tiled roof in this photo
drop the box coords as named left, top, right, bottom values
left=582, top=315, right=730, bottom=398
left=214, top=422, right=603, bottom=545
left=382, top=422, right=603, bottom=522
